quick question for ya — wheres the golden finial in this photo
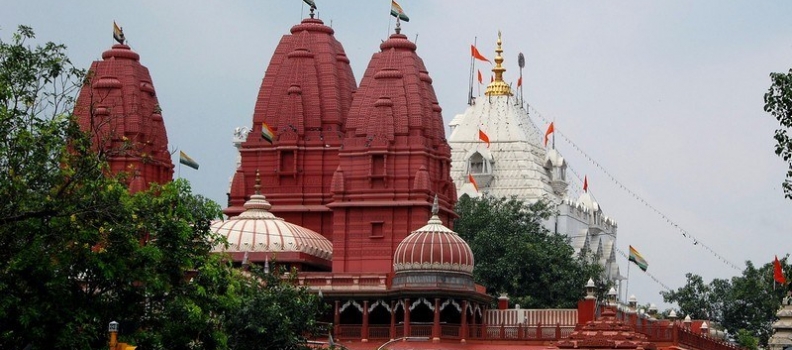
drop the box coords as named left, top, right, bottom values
left=485, top=30, right=512, bottom=97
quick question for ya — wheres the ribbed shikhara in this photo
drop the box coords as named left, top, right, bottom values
left=393, top=215, right=474, bottom=274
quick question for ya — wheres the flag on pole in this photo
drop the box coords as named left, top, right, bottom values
left=179, top=150, right=199, bottom=170
left=477, top=70, right=483, bottom=84
left=544, top=122, right=554, bottom=147
left=583, top=175, right=588, bottom=192
left=517, top=77, right=522, bottom=87
left=471, top=45, right=491, bottom=63
left=628, top=245, right=648, bottom=271
left=775, top=255, right=786, bottom=284
left=468, top=174, right=479, bottom=192
left=113, top=21, right=125, bottom=44
left=303, top=0, right=317, bottom=9
left=390, top=0, right=410, bottom=22
left=261, top=122, right=275, bottom=144
left=478, top=129, right=490, bottom=147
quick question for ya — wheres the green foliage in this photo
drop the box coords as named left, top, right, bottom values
left=225, top=266, right=327, bottom=350
left=735, top=329, right=759, bottom=350
left=453, top=195, right=605, bottom=308
left=0, top=25, right=326, bottom=350
left=661, top=259, right=789, bottom=347
left=764, top=68, right=792, bottom=199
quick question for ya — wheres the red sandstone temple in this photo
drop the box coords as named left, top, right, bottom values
left=73, top=8, right=745, bottom=350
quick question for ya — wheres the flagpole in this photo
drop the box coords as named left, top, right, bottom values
left=625, top=255, right=631, bottom=301
left=468, top=37, right=476, bottom=106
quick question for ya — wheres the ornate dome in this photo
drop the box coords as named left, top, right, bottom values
left=212, top=175, right=333, bottom=265
left=393, top=198, right=474, bottom=275
left=577, top=192, right=601, bottom=213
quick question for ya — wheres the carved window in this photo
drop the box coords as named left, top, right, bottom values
left=279, top=150, right=296, bottom=174
left=370, top=222, right=384, bottom=238
left=467, top=152, right=490, bottom=174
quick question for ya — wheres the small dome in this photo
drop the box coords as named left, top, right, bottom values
left=544, top=148, right=565, bottom=167
left=393, top=199, right=474, bottom=275
left=577, top=192, right=601, bottom=213
left=212, top=184, right=332, bottom=262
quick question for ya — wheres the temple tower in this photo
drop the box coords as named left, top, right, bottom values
left=328, top=25, right=457, bottom=274
left=73, top=44, right=174, bottom=192
left=225, top=13, right=357, bottom=242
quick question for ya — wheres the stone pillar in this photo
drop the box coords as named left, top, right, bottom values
left=432, top=298, right=441, bottom=342
left=334, top=300, right=341, bottom=338
left=461, top=300, right=468, bottom=342
left=498, top=293, right=509, bottom=310
left=362, top=300, right=369, bottom=342
left=390, top=301, right=396, bottom=340
left=404, top=298, right=411, bottom=337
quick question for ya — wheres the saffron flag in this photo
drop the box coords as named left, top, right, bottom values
left=775, top=255, right=787, bottom=284
left=390, top=0, right=410, bottom=22
left=113, top=21, right=125, bottom=44
left=179, top=150, right=199, bottom=170
left=518, top=76, right=522, bottom=87
left=544, top=122, right=554, bottom=146
left=477, top=70, right=483, bottom=84
left=471, top=45, right=491, bottom=63
left=478, top=129, right=490, bottom=147
left=628, top=245, right=648, bottom=271
left=303, top=0, right=317, bottom=9
left=583, top=175, right=588, bottom=192
left=261, top=122, right=275, bottom=144
left=468, top=173, right=479, bottom=192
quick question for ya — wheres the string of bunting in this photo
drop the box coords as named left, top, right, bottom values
left=526, top=104, right=742, bottom=271
left=613, top=246, right=673, bottom=292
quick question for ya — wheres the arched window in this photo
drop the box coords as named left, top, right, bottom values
left=467, top=152, right=490, bottom=175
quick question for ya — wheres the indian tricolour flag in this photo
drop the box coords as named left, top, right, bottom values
left=261, top=122, right=275, bottom=144
left=628, top=245, right=648, bottom=271
left=390, top=0, right=410, bottom=22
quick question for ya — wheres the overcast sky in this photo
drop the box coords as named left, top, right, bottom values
left=5, top=1, right=792, bottom=312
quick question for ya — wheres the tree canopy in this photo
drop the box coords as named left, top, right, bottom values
left=0, top=25, right=324, bottom=350
left=453, top=195, right=606, bottom=308
left=661, top=258, right=790, bottom=348
left=764, top=68, right=792, bottom=199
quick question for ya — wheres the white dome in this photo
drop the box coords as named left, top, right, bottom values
left=212, top=191, right=332, bottom=262
left=577, top=192, right=601, bottom=212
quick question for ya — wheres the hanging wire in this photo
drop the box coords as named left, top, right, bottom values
left=527, top=104, right=742, bottom=272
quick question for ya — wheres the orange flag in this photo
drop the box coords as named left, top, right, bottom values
left=471, top=45, right=491, bottom=63
left=583, top=175, right=588, bottom=192
left=544, top=122, right=554, bottom=147
left=477, top=69, right=483, bottom=84
left=490, top=76, right=494, bottom=83
left=478, top=129, right=490, bottom=147
left=517, top=77, right=522, bottom=87
left=468, top=174, right=479, bottom=192
left=775, top=255, right=786, bottom=284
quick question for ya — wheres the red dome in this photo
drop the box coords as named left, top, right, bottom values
left=393, top=214, right=474, bottom=275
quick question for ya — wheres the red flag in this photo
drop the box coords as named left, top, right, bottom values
left=478, top=129, right=490, bottom=147
left=477, top=70, right=482, bottom=84
left=775, top=255, right=786, bottom=284
left=468, top=174, right=479, bottom=192
left=517, top=77, right=522, bottom=87
left=583, top=176, right=588, bottom=193
left=544, top=122, right=554, bottom=147
left=471, top=45, right=491, bottom=63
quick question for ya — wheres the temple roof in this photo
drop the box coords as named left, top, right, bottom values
left=212, top=173, right=333, bottom=264
left=73, top=43, right=173, bottom=192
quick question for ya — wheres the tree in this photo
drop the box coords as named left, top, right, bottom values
left=661, top=259, right=789, bottom=348
left=0, top=26, right=326, bottom=350
left=764, top=68, right=792, bottom=199
left=225, top=266, right=327, bottom=350
left=453, top=195, right=605, bottom=308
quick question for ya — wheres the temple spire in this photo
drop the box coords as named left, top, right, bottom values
left=485, top=31, right=512, bottom=96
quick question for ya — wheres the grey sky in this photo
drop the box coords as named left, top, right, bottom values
left=5, top=1, right=792, bottom=311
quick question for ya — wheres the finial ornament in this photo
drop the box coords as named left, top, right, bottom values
left=254, top=169, right=262, bottom=195
left=485, top=31, right=512, bottom=96
left=432, top=195, right=439, bottom=215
